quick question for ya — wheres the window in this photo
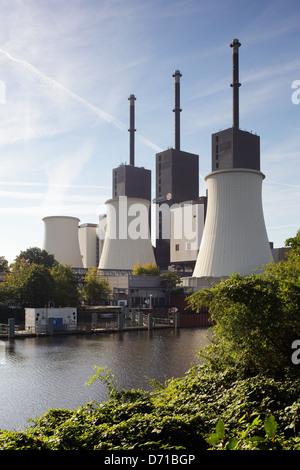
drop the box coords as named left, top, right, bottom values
left=175, top=244, right=180, bottom=251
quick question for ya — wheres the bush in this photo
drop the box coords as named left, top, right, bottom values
left=187, top=229, right=300, bottom=379
left=1, top=363, right=299, bottom=450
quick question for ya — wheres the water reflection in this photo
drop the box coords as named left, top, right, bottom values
left=0, top=328, right=210, bottom=431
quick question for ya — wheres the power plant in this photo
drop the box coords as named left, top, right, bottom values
left=98, top=197, right=156, bottom=270
left=192, top=39, right=273, bottom=282
left=41, top=39, right=284, bottom=299
left=42, top=216, right=83, bottom=268
left=154, top=70, right=202, bottom=269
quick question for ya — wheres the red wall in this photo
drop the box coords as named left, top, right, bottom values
left=171, top=295, right=211, bottom=327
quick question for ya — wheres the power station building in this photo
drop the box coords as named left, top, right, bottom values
left=112, top=95, right=151, bottom=202
left=154, top=70, right=206, bottom=269
left=99, top=94, right=156, bottom=271
left=190, top=38, right=273, bottom=286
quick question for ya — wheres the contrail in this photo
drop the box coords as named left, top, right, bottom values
left=0, top=48, right=162, bottom=152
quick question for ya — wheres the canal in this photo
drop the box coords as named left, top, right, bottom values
left=0, top=327, right=211, bottom=431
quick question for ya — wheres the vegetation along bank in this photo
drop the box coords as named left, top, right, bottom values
left=0, top=229, right=299, bottom=451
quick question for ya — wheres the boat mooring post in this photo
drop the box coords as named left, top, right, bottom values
left=8, top=318, right=15, bottom=338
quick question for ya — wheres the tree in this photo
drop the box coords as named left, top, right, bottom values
left=3, top=260, right=55, bottom=308
left=15, top=247, right=58, bottom=268
left=23, top=265, right=55, bottom=308
left=80, top=268, right=111, bottom=305
left=160, top=271, right=181, bottom=289
left=0, top=256, right=9, bottom=273
left=187, top=228, right=300, bottom=379
left=50, top=265, right=79, bottom=307
left=133, top=263, right=160, bottom=276
left=285, top=228, right=300, bottom=255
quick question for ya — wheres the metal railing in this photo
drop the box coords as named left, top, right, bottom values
left=0, top=311, right=177, bottom=338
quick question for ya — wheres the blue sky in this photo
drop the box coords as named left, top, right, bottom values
left=0, top=0, right=299, bottom=263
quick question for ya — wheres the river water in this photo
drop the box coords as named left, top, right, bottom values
left=0, top=327, right=210, bottom=431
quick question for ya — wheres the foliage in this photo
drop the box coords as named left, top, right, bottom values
left=22, top=264, right=55, bottom=308
left=2, top=259, right=55, bottom=308
left=2, top=258, right=79, bottom=308
left=15, top=247, right=58, bottom=268
left=205, top=414, right=290, bottom=450
left=1, top=231, right=299, bottom=450
left=285, top=228, right=300, bottom=255
left=0, top=256, right=9, bottom=272
left=187, top=228, right=300, bottom=379
left=0, top=362, right=299, bottom=450
left=133, top=262, right=160, bottom=276
left=160, top=271, right=181, bottom=289
left=50, top=264, right=79, bottom=307
left=80, top=267, right=111, bottom=305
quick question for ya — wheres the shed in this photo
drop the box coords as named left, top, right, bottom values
left=25, top=307, right=77, bottom=334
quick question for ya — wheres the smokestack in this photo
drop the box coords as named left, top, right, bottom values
left=230, top=39, right=241, bottom=129
left=128, top=94, right=136, bottom=166
left=172, top=70, right=182, bottom=150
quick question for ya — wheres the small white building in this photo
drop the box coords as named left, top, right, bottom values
left=25, top=307, right=77, bottom=334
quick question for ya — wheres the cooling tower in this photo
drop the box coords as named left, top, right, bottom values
left=193, top=39, right=272, bottom=279
left=42, top=216, right=83, bottom=267
left=193, top=169, right=272, bottom=277
left=99, top=197, right=156, bottom=270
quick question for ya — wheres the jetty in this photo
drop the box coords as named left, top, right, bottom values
left=0, top=305, right=210, bottom=339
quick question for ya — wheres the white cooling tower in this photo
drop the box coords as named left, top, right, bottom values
left=99, top=197, right=156, bottom=270
left=193, top=169, right=272, bottom=278
left=42, top=216, right=83, bottom=267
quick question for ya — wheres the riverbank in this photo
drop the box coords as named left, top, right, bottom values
left=0, top=309, right=211, bottom=340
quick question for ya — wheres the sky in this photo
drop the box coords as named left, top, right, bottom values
left=0, top=0, right=299, bottom=263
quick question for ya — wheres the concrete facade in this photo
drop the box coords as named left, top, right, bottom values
left=99, top=197, right=156, bottom=270
left=193, top=169, right=273, bottom=278
left=42, top=216, right=83, bottom=268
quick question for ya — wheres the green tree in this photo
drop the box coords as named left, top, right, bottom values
left=81, top=268, right=111, bottom=305
left=285, top=228, right=300, bottom=255
left=15, top=247, right=58, bottom=268
left=23, top=265, right=55, bottom=308
left=187, top=228, right=300, bottom=379
left=160, top=271, right=181, bottom=289
left=4, top=260, right=55, bottom=308
left=133, top=262, right=160, bottom=276
left=50, top=265, right=79, bottom=307
left=0, top=256, right=9, bottom=273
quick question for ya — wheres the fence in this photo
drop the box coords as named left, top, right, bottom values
left=0, top=308, right=209, bottom=339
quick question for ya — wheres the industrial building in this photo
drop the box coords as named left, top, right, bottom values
left=112, top=95, right=151, bottom=202
left=40, top=38, right=285, bottom=302
left=170, top=198, right=206, bottom=273
left=43, top=216, right=83, bottom=268
left=154, top=70, right=202, bottom=269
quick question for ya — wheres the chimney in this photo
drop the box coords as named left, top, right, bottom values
left=230, top=39, right=241, bottom=129
left=172, top=70, right=182, bottom=150
left=128, top=94, right=136, bottom=166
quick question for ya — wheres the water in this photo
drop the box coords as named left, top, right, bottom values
left=0, top=328, right=210, bottom=431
